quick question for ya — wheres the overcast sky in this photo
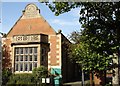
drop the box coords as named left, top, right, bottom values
left=1, top=1, right=81, bottom=37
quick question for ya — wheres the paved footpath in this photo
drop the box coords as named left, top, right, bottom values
left=63, top=81, right=89, bottom=86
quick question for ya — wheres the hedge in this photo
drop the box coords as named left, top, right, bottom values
left=7, top=73, right=35, bottom=85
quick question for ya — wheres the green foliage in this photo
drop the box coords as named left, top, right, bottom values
left=2, top=69, right=12, bottom=78
left=46, top=2, right=120, bottom=72
left=32, top=66, right=48, bottom=77
left=2, top=69, right=12, bottom=85
left=68, top=30, right=113, bottom=71
left=45, top=2, right=81, bottom=16
left=46, top=2, right=120, bottom=53
left=7, top=73, right=34, bottom=85
left=68, top=31, right=81, bottom=44
left=6, top=66, right=48, bottom=85
left=32, top=66, right=48, bottom=83
left=71, top=41, right=112, bottom=71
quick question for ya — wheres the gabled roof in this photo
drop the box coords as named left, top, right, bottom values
left=7, top=3, right=56, bottom=37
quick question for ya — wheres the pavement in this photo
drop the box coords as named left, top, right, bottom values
left=63, top=81, right=89, bottom=86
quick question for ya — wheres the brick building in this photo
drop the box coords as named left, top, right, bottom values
left=3, top=3, right=80, bottom=83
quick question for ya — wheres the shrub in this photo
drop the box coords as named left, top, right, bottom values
left=32, top=66, right=48, bottom=85
left=2, top=69, right=12, bottom=85
left=7, top=73, right=34, bottom=85
left=32, top=66, right=48, bottom=78
left=6, top=66, right=48, bottom=85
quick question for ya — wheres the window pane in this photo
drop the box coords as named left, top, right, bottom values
left=25, top=48, right=28, bottom=54
left=24, top=55, right=28, bottom=61
left=20, top=55, right=23, bottom=61
left=15, top=48, right=19, bottom=54
left=42, top=48, right=45, bottom=55
left=29, top=55, right=32, bottom=61
left=20, top=48, right=23, bottom=54
left=41, top=56, right=44, bottom=61
left=34, top=63, right=37, bottom=68
left=34, top=55, right=37, bottom=61
left=41, top=48, right=44, bottom=55
left=29, top=48, right=32, bottom=54
left=34, top=47, right=37, bottom=53
left=29, top=63, right=32, bottom=71
left=15, top=56, right=19, bottom=61
left=15, top=63, right=18, bottom=71
left=20, top=63, right=23, bottom=71
left=24, top=63, right=27, bottom=71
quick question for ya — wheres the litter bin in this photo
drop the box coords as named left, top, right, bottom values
left=51, top=68, right=62, bottom=86
left=54, top=76, right=62, bottom=86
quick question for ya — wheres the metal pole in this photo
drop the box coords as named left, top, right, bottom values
left=118, top=47, right=120, bottom=84
left=82, top=64, right=85, bottom=86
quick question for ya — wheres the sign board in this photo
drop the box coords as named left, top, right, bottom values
left=42, top=78, right=45, bottom=83
left=46, top=78, right=50, bottom=83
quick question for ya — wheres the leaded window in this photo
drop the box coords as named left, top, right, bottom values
left=15, top=47, right=38, bottom=72
left=41, top=48, right=47, bottom=65
left=29, top=63, right=32, bottom=71
left=29, top=55, right=32, bottom=61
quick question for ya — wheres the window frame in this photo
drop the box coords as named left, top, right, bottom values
left=14, top=47, right=38, bottom=72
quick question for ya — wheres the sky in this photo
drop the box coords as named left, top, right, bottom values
left=1, top=1, right=81, bottom=37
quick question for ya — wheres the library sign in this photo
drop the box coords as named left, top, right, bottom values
left=13, top=34, right=40, bottom=43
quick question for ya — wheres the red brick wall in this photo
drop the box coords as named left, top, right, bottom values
left=7, top=18, right=56, bottom=37
left=49, top=35, right=58, bottom=66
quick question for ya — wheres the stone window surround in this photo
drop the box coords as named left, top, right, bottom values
left=12, top=44, right=40, bottom=73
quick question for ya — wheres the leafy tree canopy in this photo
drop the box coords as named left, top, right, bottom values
left=46, top=2, right=120, bottom=54
left=44, top=2, right=120, bottom=72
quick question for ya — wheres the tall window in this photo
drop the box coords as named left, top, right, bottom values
left=15, top=47, right=37, bottom=72
left=41, top=48, right=46, bottom=65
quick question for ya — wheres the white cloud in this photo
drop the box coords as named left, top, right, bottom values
left=50, top=18, right=80, bottom=26
left=49, top=8, right=81, bottom=27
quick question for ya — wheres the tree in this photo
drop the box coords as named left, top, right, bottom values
left=77, top=2, right=120, bottom=85
left=46, top=2, right=120, bottom=53
left=46, top=2, right=120, bottom=56
left=2, top=44, right=12, bottom=85
left=2, top=44, right=12, bottom=70
left=68, top=31, right=81, bottom=44
left=45, top=2, right=120, bottom=54
left=44, top=2, right=120, bottom=84
left=69, top=30, right=112, bottom=85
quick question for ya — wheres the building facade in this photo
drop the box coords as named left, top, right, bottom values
left=3, top=3, right=80, bottom=83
